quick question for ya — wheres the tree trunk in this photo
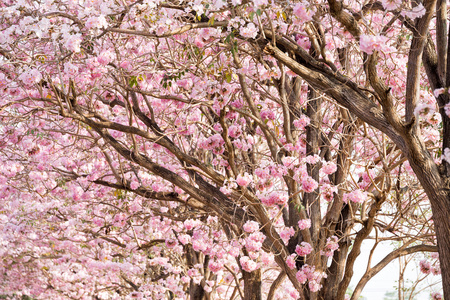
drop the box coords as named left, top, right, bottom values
left=242, top=269, right=262, bottom=300
left=404, top=137, right=450, bottom=298
left=189, top=281, right=206, bottom=300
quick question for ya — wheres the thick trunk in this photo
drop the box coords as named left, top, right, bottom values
left=242, top=269, right=262, bottom=300
left=429, top=193, right=450, bottom=298
left=405, top=136, right=450, bottom=299
left=189, top=281, right=206, bottom=300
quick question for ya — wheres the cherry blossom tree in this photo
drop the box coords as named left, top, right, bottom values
left=0, top=0, right=448, bottom=299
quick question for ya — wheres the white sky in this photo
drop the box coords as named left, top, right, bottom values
left=350, top=240, right=442, bottom=299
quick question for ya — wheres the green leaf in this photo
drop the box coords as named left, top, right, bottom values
left=256, top=9, right=262, bottom=16
left=225, top=72, right=232, bottom=83
left=129, top=76, right=138, bottom=87
left=208, top=15, right=215, bottom=26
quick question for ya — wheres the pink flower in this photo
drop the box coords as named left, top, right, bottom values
left=279, top=226, right=295, bottom=244
left=236, top=173, right=252, bottom=187
left=308, top=281, right=322, bottom=292
left=298, top=219, right=311, bottom=230
left=240, top=23, right=258, bottom=39
left=343, top=190, right=367, bottom=204
left=245, top=235, right=263, bottom=252
left=85, top=15, right=108, bottom=29
left=419, top=259, right=431, bottom=274
left=260, top=252, right=274, bottom=265
left=432, top=292, right=443, bottom=300
left=431, top=266, right=441, bottom=275
left=445, top=103, right=450, bottom=118
left=433, top=88, right=446, bottom=98
left=208, top=261, right=223, bottom=273
left=120, top=61, right=133, bottom=71
left=282, top=156, right=297, bottom=169
left=65, top=34, right=82, bottom=52
left=243, top=220, right=259, bottom=233
left=380, top=0, right=401, bottom=10
left=302, top=176, right=318, bottom=193
left=240, top=256, right=259, bottom=272
left=184, top=219, right=200, bottom=230
left=296, top=270, right=308, bottom=284
left=293, top=3, right=314, bottom=22
left=414, top=103, right=435, bottom=117
left=321, top=236, right=339, bottom=257
left=130, top=181, right=139, bottom=190
left=321, top=184, right=338, bottom=202
left=228, top=125, right=242, bottom=138
left=295, top=242, right=313, bottom=256
left=401, top=4, right=426, bottom=20
left=19, top=68, right=42, bottom=86
left=322, top=162, right=337, bottom=175
left=0, top=73, right=8, bottom=88
left=360, top=34, right=391, bottom=54
left=286, top=254, right=296, bottom=269
left=97, top=52, right=112, bottom=65
left=165, top=238, right=177, bottom=248
left=304, top=155, right=320, bottom=164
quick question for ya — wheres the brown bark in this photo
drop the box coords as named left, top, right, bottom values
left=242, top=269, right=262, bottom=300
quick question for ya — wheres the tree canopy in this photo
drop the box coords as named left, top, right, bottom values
left=0, top=0, right=448, bottom=299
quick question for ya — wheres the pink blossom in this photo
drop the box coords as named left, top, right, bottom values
left=293, top=115, right=310, bottom=130
left=260, top=109, right=275, bottom=120
left=444, top=103, right=450, bottom=118
left=302, top=176, right=318, bottom=193
left=298, top=219, right=311, bottom=230
left=414, top=103, right=435, bottom=117
left=282, top=156, right=297, bottom=169
left=321, top=161, right=337, bottom=175
left=304, top=154, right=320, bottom=164
left=228, top=125, right=242, bottom=138
left=296, top=269, right=308, bottom=284
left=165, top=239, right=177, bottom=248
left=252, top=0, right=268, bottom=7
left=245, top=237, right=263, bottom=252
left=293, top=3, right=314, bottom=22
left=240, top=23, right=258, bottom=39
left=321, top=236, right=339, bottom=257
left=130, top=181, right=139, bottom=190
left=295, top=242, right=313, bottom=256
left=308, top=281, right=322, bottom=292
left=184, top=219, right=200, bottom=230
left=240, top=256, right=259, bottom=272
left=432, top=292, right=443, bottom=300
left=236, top=173, right=252, bottom=187
left=97, top=50, right=114, bottom=65
left=208, top=261, right=223, bottom=273
left=0, top=73, right=8, bottom=88
left=433, top=88, right=446, bottom=98
left=85, top=15, right=107, bottom=29
left=19, top=68, right=42, bottom=86
left=343, top=190, right=367, bottom=204
left=120, top=61, right=133, bottom=71
left=286, top=254, right=297, bottom=269
left=260, top=252, right=274, bottom=265
left=401, top=4, right=426, bottom=20
left=321, top=184, right=338, bottom=202
left=92, top=218, right=103, bottom=226
left=431, top=266, right=441, bottom=275
left=243, top=220, right=259, bottom=233
left=380, top=0, right=401, bottom=10
left=419, top=259, right=431, bottom=274
left=279, top=226, right=295, bottom=244
left=65, top=34, right=82, bottom=52
left=359, top=34, right=391, bottom=54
